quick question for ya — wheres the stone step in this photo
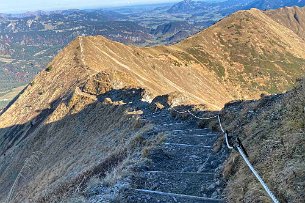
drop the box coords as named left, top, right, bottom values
left=163, top=143, right=213, bottom=148
left=119, top=189, right=225, bottom=203
left=146, top=145, right=218, bottom=172
left=162, top=128, right=213, bottom=135
left=160, top=122, right=185, bottom=126
left=154, top=123, right=193, bottom=132
left=121, top=110, right=229, bottom=202
left=132, top=171, right=218, bottom=197
left=165, top=134, right=218, bottom=146
left=142, top=111, right=170, bottom=119
left=150, top=114, right=170, bottom=119
left=162, top=143, right=213, bottom=154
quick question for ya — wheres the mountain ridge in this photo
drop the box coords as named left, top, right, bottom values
left=168, top=0, right=305, bottom=14
left=2, top=7, right=305, bottom=128
left=265, top=6, right=305, bottom=40
left=1, top=6, right=305, bottom=202
left=2, top=1, right=305, bottom=106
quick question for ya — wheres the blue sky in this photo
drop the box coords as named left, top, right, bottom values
left=0, top=0, right=180, bottom=13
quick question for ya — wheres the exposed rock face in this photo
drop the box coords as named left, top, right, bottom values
left=150, top=91, right=189, bottom=110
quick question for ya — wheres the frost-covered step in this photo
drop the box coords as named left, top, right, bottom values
left=146, top=146, right=215, bottom=172
left=162, top=128, right=214, bottom=135
left=153, top=123, right=192, bottom=131
left=151, top=113, right=170, bottom=118
left=142, top=110, right=170, bottom=119
left=160, top=122, right=186, bottom=126
left=132, top=171, right=215, bottom=197
left=163, top=143, right=213, bottom=148
left=120, top=189, right=224, bottom=203
left=162, top=142, right=213, bottom=153
left=165, top=134, right=218, bottom=146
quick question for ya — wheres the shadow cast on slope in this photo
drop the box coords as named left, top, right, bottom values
left=0, top=88, right=155, bottom=203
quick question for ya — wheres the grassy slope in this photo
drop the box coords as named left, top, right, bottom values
left=177, top=8, right=305, bottom=97
left=3, top=8, right=305, bottom=112
left=1, top=6, right=305, bottom=203
left=216, top=78, right=305, bottom=202
left=0, top=88, right=156, bottom=202
left=265, top=6, right=305, bottom=40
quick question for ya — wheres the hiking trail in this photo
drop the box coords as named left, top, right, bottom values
left=119, top=108, right=228, bottom=203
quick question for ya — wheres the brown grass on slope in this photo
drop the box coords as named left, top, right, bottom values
left=1, top=6, right=305, bottom=203
left=0, top=88, right=154, bottom=202
left=214, top=78, right=305, bottom=202
left=265, top=6, right=305, bottom=40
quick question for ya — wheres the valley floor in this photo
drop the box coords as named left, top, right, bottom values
left=0, top=85, right=25, bottom=109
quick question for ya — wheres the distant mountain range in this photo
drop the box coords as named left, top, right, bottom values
left=0, top=7, right=305, bottom=202
left=0, top=9, right=152, bottom=97
left=248, top=0, right=305, bottom=9
left=1, top=1, right=305, bottom=109
left=1, top=6, right=305, bottom=202
left=168, top=0, right=305, bottom=15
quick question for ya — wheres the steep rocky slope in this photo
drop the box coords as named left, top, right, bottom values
left=1, top=6, right=305, bottom=202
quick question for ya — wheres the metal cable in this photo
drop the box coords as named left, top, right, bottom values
left=224, top=132, right=234, bottom=149
left=217, top=115, right=225, bottom=133
left=217, top=114, right=279, bottom=203
left=237, top=147, right=280, bottom=203
left=171, top=107, right=279, bottom=203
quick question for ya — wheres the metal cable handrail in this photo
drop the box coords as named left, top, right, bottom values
left=171, top=107, right=280, bottom=203
left=237, top=146, right=279, bottom=203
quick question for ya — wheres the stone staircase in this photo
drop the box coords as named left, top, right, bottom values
left=119, top=109, right=228, bottom=203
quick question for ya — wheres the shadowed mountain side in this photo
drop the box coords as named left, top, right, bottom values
left=0, top=88, right=154, bottom=202
left=0, top=86, right=228, bottom=202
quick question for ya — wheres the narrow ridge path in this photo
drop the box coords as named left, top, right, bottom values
left=121, top=109, right=228, bottom=203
